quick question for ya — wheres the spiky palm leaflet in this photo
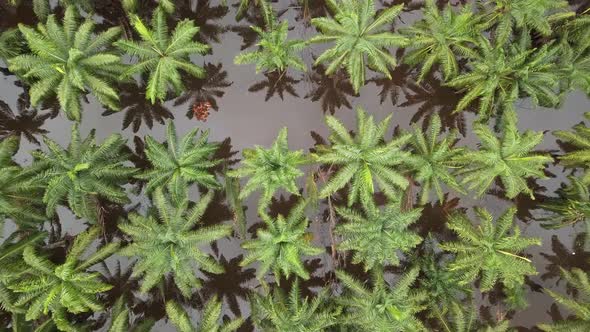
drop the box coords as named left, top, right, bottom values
left=165, top=296, right=243, bottom=332
left=8, top=7, right=124, bottom=121
left=118, top=185, right=231, bottom=297
left=554, top=112, right=590, bottom=183
left=309, top=0, right=409, bottom=93
left=106, top=297, right=154, bottom=332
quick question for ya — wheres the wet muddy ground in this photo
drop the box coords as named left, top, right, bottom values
left=1, top=0, right=590, bottom=330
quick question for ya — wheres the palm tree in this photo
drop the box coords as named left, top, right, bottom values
left=174, top=62, right=233, bottom=116
left=165, top=296, right=243, bottom=332
left=309, top=0, right=409, bottom=93
left=554, top=112, right=590, bottom=183
left=8, top=7, right=124, bottom=121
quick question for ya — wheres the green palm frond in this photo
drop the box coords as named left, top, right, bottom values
left=250, top=280, right=340, bottom=331
left=8, top=7, right=124, bottom=121
left=166, top=296, right=243, bottom=332
left=402, top=0, right=480, bottom=81
left=0, top=29, right=25, bottom=61
left=439, top=301, right=511, bottom=332
left=539, top=176, right=590, bottom=230
left=236, top=0, right=271, bottom=22
left=8, top=227, right=118, bottom=331
left=227, top=127, right=307, bottom=211
left=336, top=267, right=427, bottom=331
left=440, top=206, right=541, bottom=307
left=336, top=201, right=422, bottom=270
left=539, top=268, right=590, bottom=331
left=0, top=136, right=45, bottom=226
left=138, top=120, right=221, bottom=195
left=554, top=112, right=590, bottom=183
left=406, top=114, right=466, bottom=204
left=119, top=185, right=231, bottom=297
left=234, top=19, right=306, bottom=73
left=455, top=110, right=552, bottom=199
left=24, top=124, right=136, bottom=222
left=117, top=9, right=210, bottom=104
left=315, top=106, right=411, bottom=207
left=446, top=37, right=562, bottom=118
left=309, top=0, right=409, bottom=93
left=107, top=297, right=155, bottom=332
left=556, top=37, right=590, bottom=97
left=241, top=199, right=323, bottom=282
left=31, top=0, right=94, bottom=21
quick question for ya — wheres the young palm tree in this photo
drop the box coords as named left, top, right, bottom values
left=336, top=267, right=427, bottom=331
left=336, top=201, right=422, bottom=270
left=446, top=37, right=562, bottom=118
left=119, top=185, right=231, bottom=297
left=315, top=107, right=411, bottom=207
left=402, top=0, right=480, bottom=82
left=165, top=296, right=243, bottom=332
left=440, top=206, right=541, bottom=307
left=8, top=227, right=118, bottom=331
left=8, top=7, right=124, bottom=121
left=309, top=0, right=409, bottom=93
left=227, top=127, right=307, bottom=211
left=117, top=8, right=210, bottom=104
left=24, top=124, right=136, bottom=221
left=241, top=200, right=323, bottom=282
left=455, top=110, right=552, bottom=199
left=250, top=280, right=341, bottom=331
left=539, top=268, right=590, bottom=331
left=138, top=120, right=221, bottom=195
left=554, top=112, right=590, bottom=183
left=406, top=114, right=466, bottom=204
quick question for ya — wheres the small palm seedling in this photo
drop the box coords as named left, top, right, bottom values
left=165, top=296, right=243, bottom=332
left=539, top=176, right=590, bottom=230
left=455, top=110, right=552, bottom=199
left=309, top=0, right=410, bottom=93
left=0, top=136, right=45, bottom=226
left=138, top=120, right=221, bottom=195
left=241, top=200, right=323, bottom=282
left=539, top=268, right=590, bottom=331
left=315, top=107, right=411, bottom=207
left=336, top=201, right=422, bottom=271
left=234, top=18, right=306, bottom=73
left=440, top=206, right=541, bottom=307
left=402, top=0, right=480, bottom=82
left=250, top=280, right=341, bottom=331
left=117, top=8, right=210, bottom=104
left=227, top=127, right=307, bottom=211
left=336, top=267, right=427, bottom=331
left=25, top=124, right=136, bottom=221
left=483, top=0, right=573, bottom=46
left=446, top=37, right=561, bottom=118
left=119, top=185, right=231, bottom=297
left=406, top=114, right=466, bottom=204
left=439, top=301, right=510, bottom=332
left=106, top=297, right=155, bottom=332
left=554, top=112, right=590, bottom=183
left=8, top=7, right=124, bottom=121
left=8, top=227, right=118, bottom=331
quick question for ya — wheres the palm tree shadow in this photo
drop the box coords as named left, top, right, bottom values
left=304, top=63, right=356, bottom=115
left=541, top=233, right=590, bottom=296
left=248, top=71, right=300, bottom=101
left=174, top=0, right=229, bottom=45
left=0, top=97, right=50, bottom=145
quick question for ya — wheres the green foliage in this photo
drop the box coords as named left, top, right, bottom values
left=336, top=267, right=427, bottom=331
left=539, top=268, right=590, bottom=331
left=9, top=7, right=123, bottom=121
left=25, top=124, right=135, bottom=221
left=0, top=29, right=25, bottom=62
left=31, top=0, right=94, bottom=21
left=116, top=9, right=210, bottom=104
left=138, top=120, right=221, bottom=195
left=455, top=110, right=552, bottom=199
left=539, top=176, right=590, bottom=230
left=250, top=280, right=340, bottom=331
left=165, top=296, right=243, bottom=332
left=8, top=227, right=118, bottom=331
left=554, top=112, right=590, bottom=183
left=309, top=0, right=409, bottom=93
left=484, top=0, right=573, bottom=46
left=440, top=207, right=540, bottom=304
left=119, top=185, right=231, bottom=297
left=235, top=0, right=271, bottom=21
left=234, top=19, right=306, bottom=73
left=556, top=32, right=590, bottom=96
left=406, top=114, right=466, bottom=204
left=439, top=302, right=510, bottom=332
left=336, top=201, right=422, bottom=270
left=107, top=297, right=154, bottom=332
left=446, top=37, right=562, bottom=118
left=402, top=0, right=480, bottom=81
left=0, top=136, right=45, bottom=226
left=241, top=200, right=323, bottom=282
left=227, top=127, right=307, bottom=211
left=315, top=107, right=411, bottom=207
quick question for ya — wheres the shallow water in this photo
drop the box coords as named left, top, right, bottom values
left=1, top=0, right=590, bottom=330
